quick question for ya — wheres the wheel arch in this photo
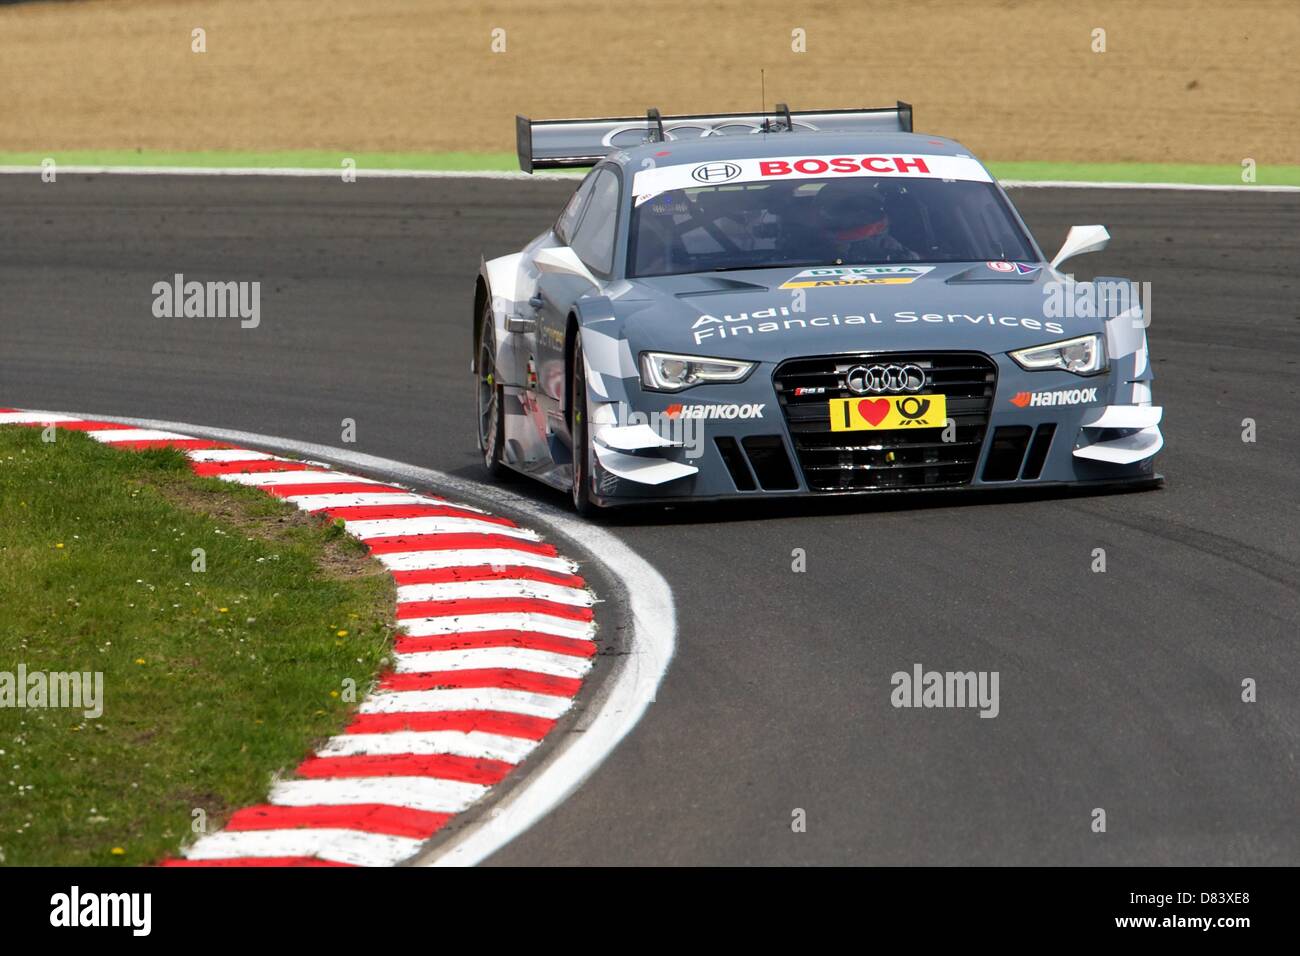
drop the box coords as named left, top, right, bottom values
left=477, top=252, right=534, bottom=387
left=472, top=275, right=489, bottom=373
left=567, top=297, right=633, bottom=424
left=564, top=311, right=582, bottom=427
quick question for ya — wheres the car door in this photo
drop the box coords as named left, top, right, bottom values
left=535, top=165, right=621, bottom=411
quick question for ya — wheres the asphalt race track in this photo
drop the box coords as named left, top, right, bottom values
left=2, top=175, right=1297, bottom=865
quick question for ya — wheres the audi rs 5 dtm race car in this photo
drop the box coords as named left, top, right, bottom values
left=473, top=103, right=1163, bottom=513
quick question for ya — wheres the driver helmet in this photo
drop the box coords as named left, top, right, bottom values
left=814, top=180, right=889, bottom=242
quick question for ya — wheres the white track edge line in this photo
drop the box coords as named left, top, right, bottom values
left=998, top=179, right=1300, bottom=192
left=0, top=165, right=575, bottom=180
left=35, top=410, right=675, bottom=867
left=0, top=165, right=1295, bottom=191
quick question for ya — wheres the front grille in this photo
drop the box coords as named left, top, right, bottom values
left=774, top=352, right=997, bottom=492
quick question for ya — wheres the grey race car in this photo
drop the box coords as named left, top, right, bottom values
left=474, top=103, right=1163, bottom=513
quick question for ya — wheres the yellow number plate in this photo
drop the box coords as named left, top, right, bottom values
left=828, top=394, right=948, bottom=431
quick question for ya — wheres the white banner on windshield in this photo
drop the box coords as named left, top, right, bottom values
left=632, top=153, right=992, bottom=205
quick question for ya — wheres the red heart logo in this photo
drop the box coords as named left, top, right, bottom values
left=858, top=398, right=890, bottom=426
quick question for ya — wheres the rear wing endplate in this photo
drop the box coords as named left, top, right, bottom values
left=515, top=102, right=914, bottom=173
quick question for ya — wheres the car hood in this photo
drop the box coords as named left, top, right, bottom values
left=605, top=262, right=1101, bottom=361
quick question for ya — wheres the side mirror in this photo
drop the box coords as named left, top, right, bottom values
left=535, top=245, right=598, bottom=285
left=1050, top=225, right=1110, bottom=270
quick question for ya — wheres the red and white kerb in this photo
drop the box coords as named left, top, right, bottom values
left=0, top=410, right=598, bottom=867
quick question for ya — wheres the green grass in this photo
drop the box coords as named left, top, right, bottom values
left=985, top=161, right=1300, bottom=187
left=0, top=427, right=394, bottom=866
left=0, top=148, right=523, bottom=172
left=1, top=149, right=1297, bottom=186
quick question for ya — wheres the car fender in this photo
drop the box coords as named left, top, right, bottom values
left=573, top=297, right=637, bottom=408
left=477, top=251, right=543, bottom=387
left=1095, top=274, right=1155, bottom=405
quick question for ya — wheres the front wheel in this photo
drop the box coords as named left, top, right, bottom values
left=569, top=336, right=598, bottom=515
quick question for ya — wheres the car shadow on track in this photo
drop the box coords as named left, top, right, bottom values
left=446, top=462, right=1163, bottom=529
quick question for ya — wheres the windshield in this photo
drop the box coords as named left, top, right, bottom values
left=627, top=177, right=1036, bottom=278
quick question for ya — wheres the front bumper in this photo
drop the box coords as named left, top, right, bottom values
left=587, top=350, right=1163, bottom=506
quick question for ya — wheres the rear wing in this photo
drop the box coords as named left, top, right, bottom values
left=515, top=102, right=914, bottom=173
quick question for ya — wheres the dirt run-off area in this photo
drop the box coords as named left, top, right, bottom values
left=1, top=0, right=1297, bottom=164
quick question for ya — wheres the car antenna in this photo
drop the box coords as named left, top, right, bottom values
left=760, top=69, right=767, bottom=132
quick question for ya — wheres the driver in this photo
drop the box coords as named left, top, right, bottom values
left=810, top=179, right=918, bottom=262
left=631, top=190, right=687, bottom=275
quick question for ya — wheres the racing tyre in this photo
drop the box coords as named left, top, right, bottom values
left=477, top=307, right=507, bottom=480
left=569, top=335, right=598, bottom=515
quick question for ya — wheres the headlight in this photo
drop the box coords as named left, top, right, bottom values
left=1010, top=334, right=1108, bottom=376
left=639, top=351, right=756, bottom=392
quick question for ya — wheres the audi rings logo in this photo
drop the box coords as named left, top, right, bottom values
left=691, top=162, right=742, bottom=184
left=601, top=120, right=819, bottom=149
left=845, top=364, right=927, bottom=394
